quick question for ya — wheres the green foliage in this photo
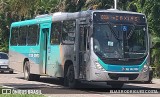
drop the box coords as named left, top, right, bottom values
left=85, top=0, right=113, bottom=9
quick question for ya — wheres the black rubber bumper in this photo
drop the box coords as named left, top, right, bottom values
left=0, top=68, right=13, bottom=73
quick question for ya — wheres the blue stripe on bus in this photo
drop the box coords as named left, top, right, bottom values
left=98, top=58, right=146, bottom=72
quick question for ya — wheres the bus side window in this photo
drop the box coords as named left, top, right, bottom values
left=10, top=27, right=19, bottom=46
left=80, top=26, right=89, bottom=51
left=84, top=27, right=89, bottom=50
left=27, top=25, right=39, bottom=45
left=50, top=22, right=61, bottom=44
left=62, top=20, right=76, bottom=44
left=18, top=26, right=27, bottom=45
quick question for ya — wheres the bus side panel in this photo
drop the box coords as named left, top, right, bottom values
left=46, top=44, right=74, bottom=78
left=9, top=46, right=41, bottom=74
left=9, top=50, right=24, bottom=72
left=46, top=45, right=62, bottom=77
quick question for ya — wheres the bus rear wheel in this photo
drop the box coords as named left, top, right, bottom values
left=24, top=61, right=40, bottom=81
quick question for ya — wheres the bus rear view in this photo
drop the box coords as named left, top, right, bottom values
left=89, top=10, right=149, bottom=88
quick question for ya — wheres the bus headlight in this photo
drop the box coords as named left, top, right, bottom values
left=95, top=61, right=105, bottom=71
left=143, top=64, right=149, bottom=72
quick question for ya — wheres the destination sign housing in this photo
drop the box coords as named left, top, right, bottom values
left=93, top=12, right=146, bottom=24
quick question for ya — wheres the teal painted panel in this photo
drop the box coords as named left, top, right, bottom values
left=9, top=46, right=40, bottom=53
left=11, top=16, right=52, bottom=27
left=46, top=45, right=62, bottom=76
left=48, top=45, right=61, bottom=65
left=98, top=58, right=146, bottom=72
left=9, top=46, right=40, bottom=64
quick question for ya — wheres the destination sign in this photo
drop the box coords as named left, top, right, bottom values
left=93, top=12, right=146, bottom=24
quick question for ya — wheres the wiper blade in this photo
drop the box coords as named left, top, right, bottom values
left=126, top=25, right=135, bottom=40
left=108, top=23, right=121, bottom=40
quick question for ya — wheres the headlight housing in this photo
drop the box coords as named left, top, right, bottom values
left=95, top=61, right=105, bottom=71
left=143, top=64, right=149, bottom=72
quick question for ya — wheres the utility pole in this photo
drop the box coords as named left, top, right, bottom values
left=114, top=0, right=119, bottom=9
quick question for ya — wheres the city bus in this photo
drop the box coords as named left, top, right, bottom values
left=9, top=9, right=150, bottom=88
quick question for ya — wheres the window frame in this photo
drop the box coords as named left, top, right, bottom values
left=18, top=26, right=27, bottom=46
left=61, top=20, right=76, bottom=45
left=27, top=24, right=40, bottom=46
left=10, top=27, right=19, bottom=46
left=50, top=22, right=62, bottom=45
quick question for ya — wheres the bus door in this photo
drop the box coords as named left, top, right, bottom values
left=79, top=25, right=89, bottom=78
left=40, top=23, right=51, bottom=74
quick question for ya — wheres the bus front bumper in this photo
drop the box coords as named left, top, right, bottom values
left=88, top=67, right=149, bottom=82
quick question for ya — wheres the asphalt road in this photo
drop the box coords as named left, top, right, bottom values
left=0, top=72, right=160, bottom=97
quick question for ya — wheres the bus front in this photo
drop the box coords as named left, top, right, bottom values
left=89, top=11, right=149, bottom=87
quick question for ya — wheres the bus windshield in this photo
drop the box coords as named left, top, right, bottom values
left=93, top=24, right=147, bottom=59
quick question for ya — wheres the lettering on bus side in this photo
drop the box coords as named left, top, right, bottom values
left=28, top=54, right=39, bottom=58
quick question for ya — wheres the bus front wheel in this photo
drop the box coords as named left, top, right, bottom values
left=24, top=61, right=40, bottom=81
left=108, top=82, right=124, bottom=88
left=66, top=65, right=78, bottom=88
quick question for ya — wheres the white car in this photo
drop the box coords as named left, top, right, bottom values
left=0, top=52, right=13, bottom=73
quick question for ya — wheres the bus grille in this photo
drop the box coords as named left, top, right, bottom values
left=108, top=73, right=139, bottom=80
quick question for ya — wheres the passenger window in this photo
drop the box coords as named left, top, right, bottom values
left=50, top=22, right=61, bottom=44
left=27, top=25, right=39, bottom=45
left=10, top=27, right=19, bottom=45
left=62, top=20, right=76, bottom=44
left=18, top=26, right=27, bottom=45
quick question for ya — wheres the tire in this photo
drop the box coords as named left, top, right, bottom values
left=108, top=82, right=124, bottom=88
left=24, top=61, right=40, bottom=81
left=9, top=70, right=13, bottom=74
left=31, top=74, right=40, bottom=81
left=65, top=65, right=78, bottom=88
left=1, top=71, right=4, bottom=73
left=144, top=76, right=152, bottom=84
left=144, top=80, right=152, bottom=84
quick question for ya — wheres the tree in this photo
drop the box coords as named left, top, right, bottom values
left=85, top=0, right=113, bottom=10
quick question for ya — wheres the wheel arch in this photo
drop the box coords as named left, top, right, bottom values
left=64, top=60, right=73, bottom=77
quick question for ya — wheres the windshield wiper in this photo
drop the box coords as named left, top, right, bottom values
left=126, top=25, right=135, bottom=40
left=108, top=23, right=122, bottom=40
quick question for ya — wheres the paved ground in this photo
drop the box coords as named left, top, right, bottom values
left=0, top=72, right=160, bottom=97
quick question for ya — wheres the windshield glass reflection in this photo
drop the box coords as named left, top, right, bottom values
left=93, top=24, right=147, bottom=59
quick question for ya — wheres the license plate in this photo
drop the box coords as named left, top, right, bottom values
left=118, top=77, right=129, bottom=81
left=1, top=66, right=8, bottom=69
